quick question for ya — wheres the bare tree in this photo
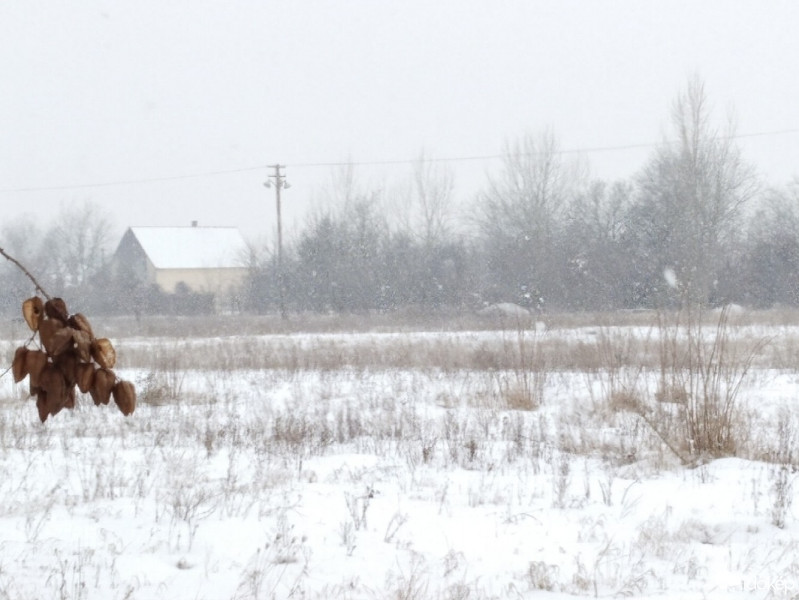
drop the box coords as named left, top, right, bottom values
left=48, top=201, right=112, bottom=289
left=637, top=76, right=758, bottom=305
left=407, top=150, right=455, bottom=247
left=318, top=161, right=379, bottom=216
left=740, top=180, right=799, bottom=306
left=562, top=179, right=635, bottom=309
left=478, top=129, right=578, bottom=240
left=475, top=129, right=582, bottom=308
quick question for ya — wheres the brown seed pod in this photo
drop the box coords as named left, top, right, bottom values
left=39, top=365, right=67, bottom=415
left=76, top=362, right=95, bottom=394
left=36, top=392, right=49, bottom=423
left=112, top=380, right=136, bottom=416
left=54, top=351, right=78, bottom=387
left=12, top=346, right=28, bottom=383
left=90, top=368, right=115, bottom=406
left=67, top=313, right=94, bottom=339
left=38, top=318, right=64, bottom=354
left=25, top=350, right=48, bottom=392
left=45, top=326, right=75, bottom=357
left=64, top=385, right=76, bottom=410
left=91, top=338, right=116, bottom=369
left=44, top=298, right=69, bottom=323
left=22, top=297, right=44, bottom=331
left=72, top=330, right=92, bottom=362
left=46, top=391, right=66, bottom=418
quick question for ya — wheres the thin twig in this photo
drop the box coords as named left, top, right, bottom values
left=0, top=247, right=51, bottom=300
left=635, top=408, right=692, bottom=466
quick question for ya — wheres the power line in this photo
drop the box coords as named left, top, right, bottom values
left=1, top=127, right=797, bottom=194
left=288, top=127, right=799, bottom=168
left=0, top=164, right=267, bottom=193
left=288, top=141, right=658, bottom=169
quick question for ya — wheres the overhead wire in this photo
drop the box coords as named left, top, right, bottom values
left=0, top=127, right=796, bottom=194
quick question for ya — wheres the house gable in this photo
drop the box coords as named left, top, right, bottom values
left=112, top=228, right=153, bottom=283
left=112, top=225, right=250, bottom=301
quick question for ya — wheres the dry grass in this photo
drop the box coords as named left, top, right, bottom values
left=1, top=305, right=792, bottom=467
left=82, top=305, right=786, bottom=473
left=68, top=307, right=780, bottom=369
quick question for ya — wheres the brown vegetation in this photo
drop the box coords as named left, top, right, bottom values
left=12, top=296, right=135, bottom=421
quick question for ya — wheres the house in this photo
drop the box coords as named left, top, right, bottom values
left=112, top=224, right=250, bottom=311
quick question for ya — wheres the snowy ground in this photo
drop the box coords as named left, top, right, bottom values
left=1, top=315, right=799, bottom=599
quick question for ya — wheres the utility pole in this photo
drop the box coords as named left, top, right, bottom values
left=264, top=164, right=290, bottom=320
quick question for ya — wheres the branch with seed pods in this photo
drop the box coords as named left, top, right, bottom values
left=2, top=248, right=135, bottom=422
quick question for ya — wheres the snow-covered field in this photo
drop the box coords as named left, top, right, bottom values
left=1, top=314, right=799, bottom=599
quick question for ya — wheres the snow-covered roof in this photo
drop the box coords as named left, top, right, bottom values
left=128, top=226, right=248, bottom=270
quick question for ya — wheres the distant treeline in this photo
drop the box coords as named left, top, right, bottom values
left=3, top=78, right=799, bottom=317
left=246, top=81, right=799, bottom=315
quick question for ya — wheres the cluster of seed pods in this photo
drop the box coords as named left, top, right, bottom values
left=11, top=296, right=135, bottom=422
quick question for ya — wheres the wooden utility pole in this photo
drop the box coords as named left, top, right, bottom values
left=264, top=164, right=289, bottom=320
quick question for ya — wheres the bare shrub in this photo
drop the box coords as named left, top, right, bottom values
left=344, top=486, right=375, bottom=531
left=136, top=350, right=185, bottom=406
left=588, top=323, right=652, bottom=421
left=232, top=518, right=310, bottom=600
left=496, top=325, right=547, bottom=411
left=384, top=551, right=430, bottom=600
left=527, top=560, right=559, bottom=591
left=631, top=305, right=767, bottom=463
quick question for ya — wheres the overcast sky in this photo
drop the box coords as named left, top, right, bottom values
left=1, top=1, right=798, bottom=246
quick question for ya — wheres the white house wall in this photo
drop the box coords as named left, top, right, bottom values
left=154, top=267, right=247, bottom=297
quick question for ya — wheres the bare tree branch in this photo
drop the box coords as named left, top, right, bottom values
left=0, top=247, right=52, bottom=301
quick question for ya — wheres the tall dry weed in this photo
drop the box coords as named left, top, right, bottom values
left=635, top=305, right=767, bottom=463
